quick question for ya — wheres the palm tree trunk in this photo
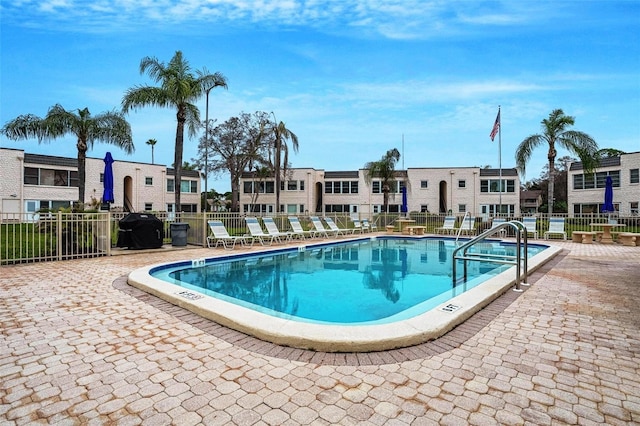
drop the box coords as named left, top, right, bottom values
left=174, top=110, right=185, bottom=213
left=274, top=140, right=281, bottom=213
left=547, top=146, right=557, bottom=215
left=76, top=138, right=87, bottom=203
left=231, top=173, right=240, bottom=213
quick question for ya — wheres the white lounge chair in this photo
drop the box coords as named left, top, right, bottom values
left=352, top=219, right=365, bottom=233
left=456, top=216, right=476, bottom=235
left=522, top=217, right=538, bottom=239
left=323, top=217, right=354, bottom=235
left=544, top=217, right=567, bottom=240
left=489, top=218, right=507, bottom=237
left=310, top=216, right=336, bottom=238
left=435, top=216, right=456, bottom=235
left=262, top=217, right=294, bottom=242
left=207, top=220, right=252, bottom=249
left=362, top=219, right=377, bottom=232
left=287, top=217, right=315, bottom=239
left=245, top=217, right=279, bottom=245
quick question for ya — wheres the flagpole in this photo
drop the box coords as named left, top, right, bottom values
left=498, top=106, right=502, bottom=215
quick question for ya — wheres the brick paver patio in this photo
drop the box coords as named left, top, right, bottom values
left=1, top=240, right=639, bottom=425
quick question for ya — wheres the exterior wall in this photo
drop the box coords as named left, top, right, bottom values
left=0, top=148, right=202, bottom=215
left=0, top=148, right=25, bottom=214
left=567, top=152, right=640, bottom=216
left=238, top=166, right=521, bottom=218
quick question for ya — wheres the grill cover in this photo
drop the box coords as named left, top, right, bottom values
left=116, top=213, right=164, bottom=249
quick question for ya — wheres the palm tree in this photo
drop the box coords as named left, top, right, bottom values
left=515, top=109, right=598, bottom=214
left=1, top=104, right=133, bottom=204
left=270, top=117, right=298, bottom=213
left=146, top=138, right=157, bottom=164
left=122, top=51, right=227, bottom=212
left=364, top=148, right=401, bottom=213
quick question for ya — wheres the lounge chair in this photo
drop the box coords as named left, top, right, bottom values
left=352, top=219, right=365, bottom=233
left=544, top=217, right=567, bottom=240
left=287, top=217, right=316, bottom=239
left=323, top=217, right=354, bottom=235
left=245, top=217, right=279, bottom=245
left=310, top=216, right=337, bottom=238
left=362, top=219, right=378, bottom=232
left=435, top=216, right=456, bottom=235
left=262, top=217, right=294, bottom=242
left=455, top=216, right=476, bottom=235
left=207, top=220, right=252, bottom=249
left=489, top=218, right=507, bottom=237
left=522, top=217, right=538, bottom=239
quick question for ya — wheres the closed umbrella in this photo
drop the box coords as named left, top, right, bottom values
left=102, top=152, right=114, bottom=204
left=401, top=186, right=408, bottom=215
left=601, top=175, right=614, bottom=214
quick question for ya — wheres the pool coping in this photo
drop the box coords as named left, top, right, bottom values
left=127, top=237, right=563, bottom=352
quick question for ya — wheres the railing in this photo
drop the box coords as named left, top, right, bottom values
left=452, top=220, right=529, bottom=291
left=3, top=211, right=639, bottom=265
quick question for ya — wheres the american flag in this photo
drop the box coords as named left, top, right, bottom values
left=490, top=109, right=500, bottom=141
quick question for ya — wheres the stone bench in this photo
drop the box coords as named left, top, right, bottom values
left=618, top=233, right=640, bottom=247
left=572, top=231, right=597, bottom=244
left=405, top=226, right=427, bottom=236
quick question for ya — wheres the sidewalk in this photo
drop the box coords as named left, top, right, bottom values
left=1, top=241, right=639, bottom=425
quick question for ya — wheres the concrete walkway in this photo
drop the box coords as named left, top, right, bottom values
left=1, top=240, right=639, bottom=425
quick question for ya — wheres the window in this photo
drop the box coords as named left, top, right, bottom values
left=243, top=181, right=253, bottom=193
left=458, top=180, right=466, bottom=188
left=300, top=204, right=305, bottom=213
left=480, top=179, right=516, bottom=193
left=420, top=205, right=429, bottom=212
left=287, top=204, right=297, bottom=214
left=631, top=202, right=638, bottom=215
left=420, top=180, right=428, bottom=189
left=144, top=203, right=153, bottom=211
left=167, top=179, right=175, bottom=192
left=480, top=204, right=515, bottom=215
left=180, top=180, right=197, bottom=193
left=350, top=181, right=358, bottom=194
left=573, top=170, right=620, bottom=190
left=299, top=180, right=305, bottom=190
left=145, top=177, right=153, bottom=186
left=325, top=180, right=358, bottom=194
left=180, top=204, right=197, bottom=213
left=100, top=173, right=104, bottom=183
left=631, top=169, right=639, bottom=184
left=287, top=180, right=297, bottom=191
left=325, top=182, right=333, bottom=194
left=325, top=204, right=350, bottom=213
left=243, top=204, right=274, bottom=213
left=342, top=181, right=350, bottom=194
left=23, top=167, right=78, bottom=187
left=372, top=181, right=381, bottom=194
left=458, top=204, right=466, bottom=213
left=24, top=167, right=38, bottom=185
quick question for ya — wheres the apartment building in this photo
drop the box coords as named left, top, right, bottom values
left=567, top=151, right=640, bottom=216
left=238, top=166, right=521, bottom=218
left=0, top=147, right=202, bottom=216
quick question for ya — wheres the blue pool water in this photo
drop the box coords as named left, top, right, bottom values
left=150, top=237, right=545, bottom=325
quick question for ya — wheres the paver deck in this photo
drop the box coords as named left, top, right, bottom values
left=1, top=240, right=639, bottom=425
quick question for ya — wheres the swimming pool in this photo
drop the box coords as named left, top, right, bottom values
left=128, top=236, right=561, bottom=352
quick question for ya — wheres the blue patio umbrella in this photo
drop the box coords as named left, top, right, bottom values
left=401, top=186, right=408, bottom=214
left=102, top=152, right=114, bottom=204
left=601, top=175, right=614, bottom=213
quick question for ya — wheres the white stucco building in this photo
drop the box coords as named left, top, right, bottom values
left=567, top=151, right=640, bottom=216
left=0, top=147, right=202, bottom=216
left=238, top=166, right=521, bottom=218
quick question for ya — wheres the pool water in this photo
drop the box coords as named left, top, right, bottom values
left=151, top=237, right=545, bottom=325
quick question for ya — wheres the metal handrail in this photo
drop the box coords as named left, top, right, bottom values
left=452, top=220, right=529, bottom=291
left=455, top=211, right=472, bottom=243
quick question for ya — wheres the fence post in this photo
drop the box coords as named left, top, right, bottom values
left=56, top=211, right=63, bottom=262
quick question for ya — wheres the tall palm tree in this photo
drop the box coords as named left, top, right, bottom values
left=1, top=104, right=133, bottom=204
left=122, top=51, right=227, bottom=212
left=146, top=138, right=157, bottom=164
left=515, top=109, right=598, bottom=214
left=270, top=117, right=298, bottom=213
left=364, top=148, right=401, bottom=213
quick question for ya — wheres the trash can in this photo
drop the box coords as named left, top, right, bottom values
left=170, top=222, right=190, bottom=247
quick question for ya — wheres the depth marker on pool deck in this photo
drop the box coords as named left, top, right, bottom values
left=440, top=304, right=461, bottom=313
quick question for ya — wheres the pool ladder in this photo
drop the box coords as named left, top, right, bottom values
left=452, top=220, right=529, bottom=292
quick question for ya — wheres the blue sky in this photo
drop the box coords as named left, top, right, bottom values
left=1, top=0, right=639, bottom=192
